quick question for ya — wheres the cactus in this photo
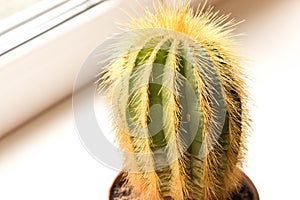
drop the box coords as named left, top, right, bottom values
left=99, top=1, right=249, bottom=200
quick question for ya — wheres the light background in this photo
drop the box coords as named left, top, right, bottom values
left=1, top=0, right=300, bottom=199
left=0, top=0, right=42, bottom=20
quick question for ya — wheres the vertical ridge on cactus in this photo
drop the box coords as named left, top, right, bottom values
left=98, top=1, right=250, bottom=199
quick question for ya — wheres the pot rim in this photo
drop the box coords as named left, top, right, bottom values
left=109, top=170, right=259, bottom=200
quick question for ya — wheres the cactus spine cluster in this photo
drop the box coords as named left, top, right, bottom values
left=99, top=1, right=249, bottom=200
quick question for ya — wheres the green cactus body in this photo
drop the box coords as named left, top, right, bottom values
left=99, top=2, right=249, bottom=200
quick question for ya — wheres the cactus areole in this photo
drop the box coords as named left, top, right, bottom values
left=99, top=1, right=254, bottom=200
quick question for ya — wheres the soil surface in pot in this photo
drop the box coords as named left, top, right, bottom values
left=110, top=172, right=259, bottom=200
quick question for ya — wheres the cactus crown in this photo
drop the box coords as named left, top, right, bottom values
left=99, top=1, right=249, bottom=200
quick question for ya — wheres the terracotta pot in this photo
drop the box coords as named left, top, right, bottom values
left=109, top=170, right=259, bottom=200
